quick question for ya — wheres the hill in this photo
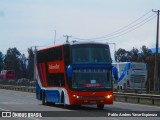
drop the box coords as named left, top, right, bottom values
left=151, top=48, right=160, bottom=53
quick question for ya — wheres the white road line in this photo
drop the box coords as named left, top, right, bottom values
left=108, top=118, right=121, bottom=120
left=0, top=107, right=10, bottom=111
left=28, top=117, right=41, bottom=120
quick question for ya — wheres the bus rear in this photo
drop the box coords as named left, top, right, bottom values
left=129, top=62, right=147, bottom=90
left=112, top=62, right=147, bottom=90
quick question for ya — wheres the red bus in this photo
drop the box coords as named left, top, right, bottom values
left=36, top=42, right=117, bottom=109
left=0, top=70, right=16, bottom=80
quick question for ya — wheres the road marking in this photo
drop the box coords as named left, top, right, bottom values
left=108, top=118, right=120, bottom=120
left=28, top=117, right=41, bottom=120
left=0, top=107, right=10, bottom=111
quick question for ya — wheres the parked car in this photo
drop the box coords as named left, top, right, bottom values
left=0, top=79, right=8, bottom=85
left=8, top=79, right=16, bottom=85
left=16, top=78, right=30, bottom=86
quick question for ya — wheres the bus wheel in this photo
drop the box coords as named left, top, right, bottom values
left=61, top=93, right=66, bottom=108
left=42, top=91, right=46, bottom=105
left=97, top=104, right=104, bottom=109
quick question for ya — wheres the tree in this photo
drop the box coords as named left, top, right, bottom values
left=27, top=48, right=34, bottom=80
left=19, top=54, right=27, bottom=78
left=4, top=48, right=22, bottom=78
left=115, top=48, right=130, bottom=62
left=139, top=45, right=152, bottom=62
left=129, top=47, right=139, bottom=62
left=0, top=51, right=3, bottom=72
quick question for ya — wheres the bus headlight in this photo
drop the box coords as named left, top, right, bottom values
left=72, top=95, right=76, bottom=97
left=72, top=95, right=81, bottom=99
left=105, top=95, right=112, bottom=99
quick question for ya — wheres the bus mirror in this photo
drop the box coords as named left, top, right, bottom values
left=67, top=65, right=73, bottom=78
left=112, top=66, right=118, bottom=81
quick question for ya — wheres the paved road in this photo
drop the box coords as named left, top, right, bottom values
left=0, top=89, right=160, bottom=120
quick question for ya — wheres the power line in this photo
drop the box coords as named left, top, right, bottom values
left=71, top=15, right=156, bottom=41
left=72, top=14, right=156, bottom=42
left=100, top=10, right=152, bottom=39
left=99, top=14, right=156, bottom=41
left=103, top=14, right=155, bottom=38
left=72, top=10, right=153, bottom=40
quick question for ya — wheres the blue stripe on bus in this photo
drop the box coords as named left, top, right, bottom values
left=72, top=64, right=113, bottom=69
left=45, top=90, right=60, bottom=103
left=36, top=81, right=61, bottom=103
left=118, top=63, right=130, bottom=82
left=36, top=81, right=41, bottom=100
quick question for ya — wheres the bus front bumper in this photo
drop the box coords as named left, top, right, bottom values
left=70, top=94, right=113, bottom=105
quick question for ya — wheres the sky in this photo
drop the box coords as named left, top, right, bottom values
left=0, top=0, right=160, bottom=60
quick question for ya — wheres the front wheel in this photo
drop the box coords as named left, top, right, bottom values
left=42, top=91, right=46, bottom=105
left=61, top=93, right=68, bottom=108
left=97, top=104, right=104, bottom=109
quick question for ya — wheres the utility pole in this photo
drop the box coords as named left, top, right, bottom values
left=54, top=30, right=56, bottom=45
left=63, top=35, right=71, bottom=43
left=33, top=46, right=37, bottom=81
left=152, top=9, right=159, bottom=93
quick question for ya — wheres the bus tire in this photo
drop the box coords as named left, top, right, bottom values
left=61, top=92, right=66, bottom=108
left=42, top=91, right=46, bottom=105
left=97, top=104, right=104, bottom=109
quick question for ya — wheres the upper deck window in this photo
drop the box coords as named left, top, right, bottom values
left=71, top=44, right=111, bottom=64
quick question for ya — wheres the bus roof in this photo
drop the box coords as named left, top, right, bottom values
left=112, top=62, right=146, bottom=65
left=38, top=44, right=64, bottom=51
left=38, top=41, right=109, bottom=52
left=70, top=41, right=109, bottom=46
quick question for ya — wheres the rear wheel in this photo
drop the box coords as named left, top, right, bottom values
left=61, top=93, right=66, bottom=108
left=97, top=104, right=104, bottom=109
left=42, top=91, right=46, bottom=105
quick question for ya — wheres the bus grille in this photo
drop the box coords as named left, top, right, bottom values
left=79, top=96, right=105, bottom=100
left=130, top=74, right=145, bottom=83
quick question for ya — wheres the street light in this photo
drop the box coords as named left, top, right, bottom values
left=108, top=43, right=116, bottom=62
left=54, top=30, right=56, bottom=45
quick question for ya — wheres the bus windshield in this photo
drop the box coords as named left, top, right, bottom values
left=71, top=44, right=111, bottom=64
left=72, top=69, right=112, bottom=91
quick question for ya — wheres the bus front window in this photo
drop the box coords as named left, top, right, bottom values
left=72, top=69, right=112, bottom=91
left=72, top=45, right=111, bottom=64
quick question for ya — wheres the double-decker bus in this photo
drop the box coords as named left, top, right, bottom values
left=112, top=62, right=147, bottom=91
left=36, top=42, right=117, bottom=109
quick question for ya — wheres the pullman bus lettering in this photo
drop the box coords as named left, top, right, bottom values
left=49, top=64, right=60, bottom=70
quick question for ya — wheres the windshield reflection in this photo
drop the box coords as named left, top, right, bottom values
left=72, top=69, right=112, bottom=90
left=72, top=45, right=111, bottom=64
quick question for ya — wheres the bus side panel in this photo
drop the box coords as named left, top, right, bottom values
left=117, top=63, right=130, bottom=89
left=36, top=80, right=42, bottom=100
left=36, top=65, right=44, bottom=100
left=45, top=90, right=60, bottom=103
